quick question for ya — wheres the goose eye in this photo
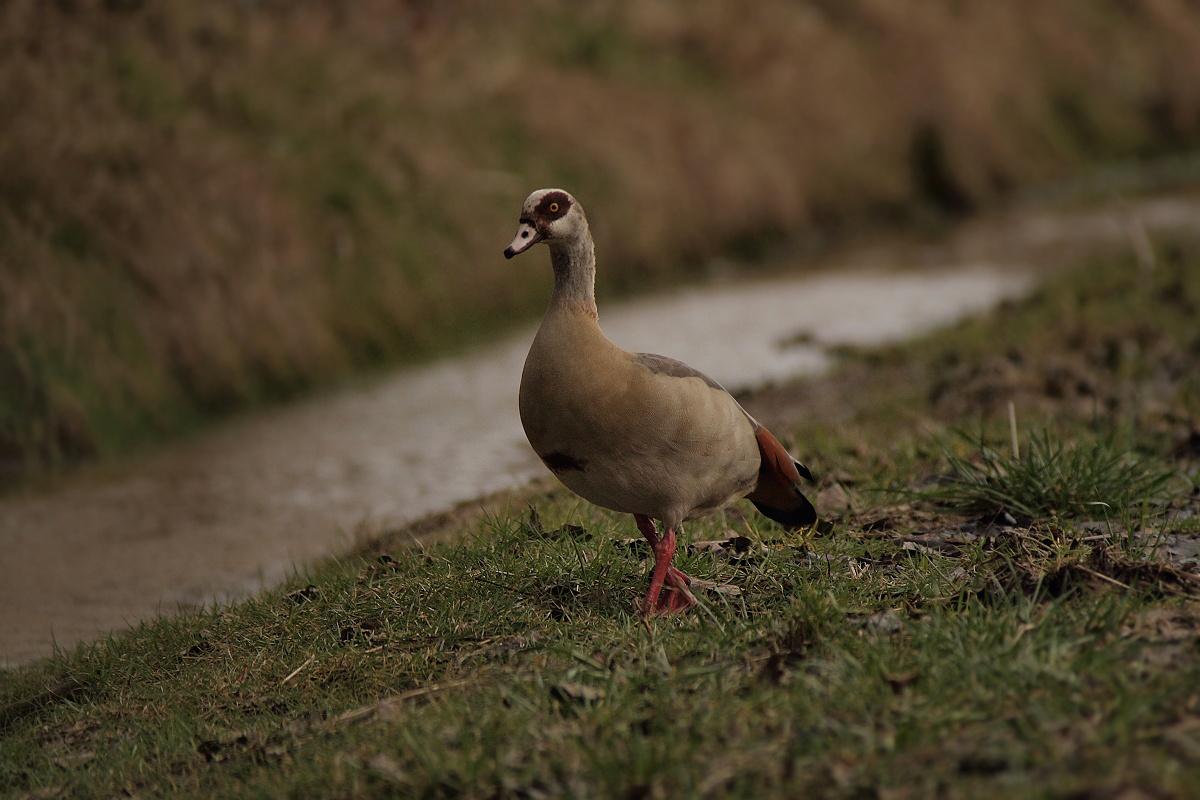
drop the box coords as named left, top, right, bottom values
left=549, top=202, right=559, bottom=213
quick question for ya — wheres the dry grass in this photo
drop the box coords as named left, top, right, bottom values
left=4, top=0, right=1200, bottom=477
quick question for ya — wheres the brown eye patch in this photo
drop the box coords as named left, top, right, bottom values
left=535, top=191, right=571, bottom=221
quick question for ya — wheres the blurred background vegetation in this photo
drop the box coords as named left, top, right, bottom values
left=2, top=0, right=1200, bottom=481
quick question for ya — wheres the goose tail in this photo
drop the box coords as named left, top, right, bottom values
left=746, top=425, right=817, bottom=530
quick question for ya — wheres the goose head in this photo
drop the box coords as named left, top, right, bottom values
left=504, top=188, right=588, bottom=259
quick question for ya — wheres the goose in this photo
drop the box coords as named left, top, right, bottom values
left=505, top=189, right=816, bottom=617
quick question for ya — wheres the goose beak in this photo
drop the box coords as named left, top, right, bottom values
left=504, top=221, right=542, bottom=259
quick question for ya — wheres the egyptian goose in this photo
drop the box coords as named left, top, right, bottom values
left=505, top=189, right=816, bottom=617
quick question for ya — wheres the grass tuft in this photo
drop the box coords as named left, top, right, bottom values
left=923, top=427, right=1181, bottom=524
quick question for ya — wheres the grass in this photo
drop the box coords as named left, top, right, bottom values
left=2, top=496, right=1198, bottom=797
left=3, top=243, right=1200, bottom=797
left=920, top=425, right=1184, bottom=524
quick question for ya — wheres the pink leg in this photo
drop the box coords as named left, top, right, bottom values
left=634, top=514, right=697, bottom=617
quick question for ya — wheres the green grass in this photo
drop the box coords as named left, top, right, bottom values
left=920, top=426, right=1184, bottom=524
left=2, top=494, right=1197, bottom=798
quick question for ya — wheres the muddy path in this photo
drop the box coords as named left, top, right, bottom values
left=2, top=193, right=1197, bottom=667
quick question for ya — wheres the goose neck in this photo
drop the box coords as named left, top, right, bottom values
left=548, top=234, right=598, bottom=318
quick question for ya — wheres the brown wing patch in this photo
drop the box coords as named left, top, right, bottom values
left=755, top=426, right=803, bottom=487
left=747, top=425, right=817, bottom=529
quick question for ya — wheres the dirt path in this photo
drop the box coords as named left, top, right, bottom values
left=2, top=193, right=1197, bottom=667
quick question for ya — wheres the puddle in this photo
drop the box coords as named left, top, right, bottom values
left=1, top=192, right=1197, bottom=666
